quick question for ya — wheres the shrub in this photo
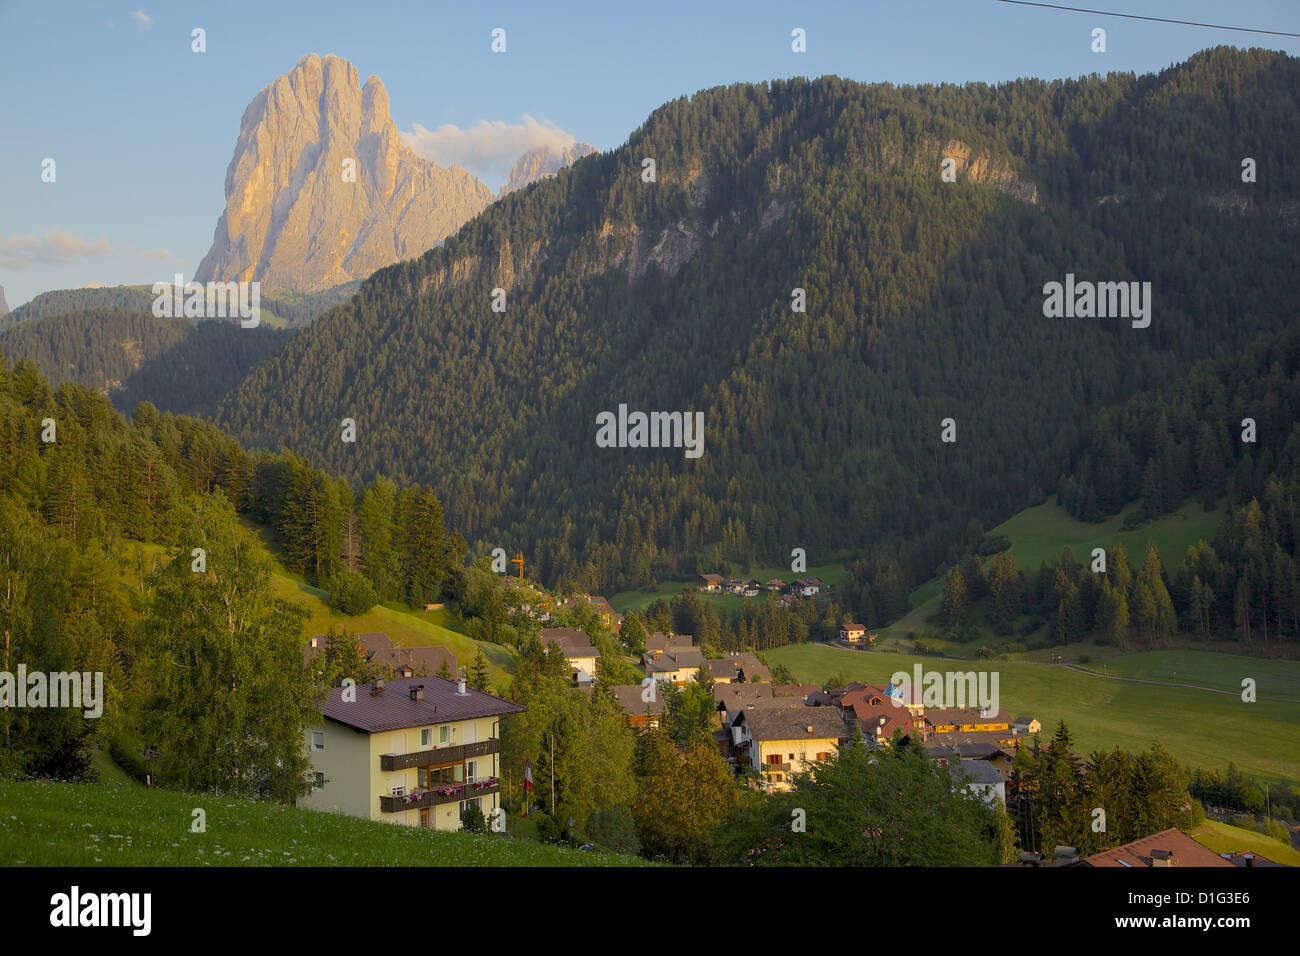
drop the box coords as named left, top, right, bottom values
left=1078, top=654, right=1092, bottom=664
left=326, top=571, right=378, bottom=615
left=459, top=802, right=488, bottom=833
left=585, top=805, right=640, bottom=856
left=1002, top=642, right=1027, bottom=655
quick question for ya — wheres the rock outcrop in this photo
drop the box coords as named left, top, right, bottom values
left=500, top=143, right=596, bottom=196
left=196, top=54, right=495, bottom=292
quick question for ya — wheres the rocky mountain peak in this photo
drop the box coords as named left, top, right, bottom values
left=196, top=54, right=494, bottom=293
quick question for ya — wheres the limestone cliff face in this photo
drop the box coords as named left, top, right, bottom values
left=500, top=142, right=596, bottom=196
left=0, top=285, right=8, bottom=316
left=196, top=54, right=494, bottom=292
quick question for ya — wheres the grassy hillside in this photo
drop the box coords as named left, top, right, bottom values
left=991, top=496, right=1226, bottom=572
left=875, top=496, right=1229, bottom=652
left=127, top=525, right=519, bottom=689
left=1075, top=650, right=1300, bottom=699
left=0, top=779, right=653, bottom=866
left=763, top=644, right=1300, bottom=787
left=1190, top=819, right=1300, bottom=866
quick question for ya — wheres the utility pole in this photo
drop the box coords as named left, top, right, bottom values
left=512, top=552, right=524, bottom=582
left=550, top=732, right=556, bottom=815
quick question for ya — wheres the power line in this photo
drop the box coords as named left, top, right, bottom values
left=994, top=0, right=1300, bottom=38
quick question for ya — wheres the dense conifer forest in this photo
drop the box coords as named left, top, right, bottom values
left=210, top=48, right=1299, bottom=622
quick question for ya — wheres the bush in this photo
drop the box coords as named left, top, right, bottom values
left=534, top=811, right=576, bottom=846
left=1019, top=618, right=1044, bottom=637
left=1078, top=654, right=1092, bottom=664
left=108, top=738, right=152, bottom=784
left=459, top=802, right=488, bottom=833
left=326, top=571, right=378, bottom=615
left=584, top=805, right=640, bottom=856
left=1002, top=642, right=1027, bottom=655
left=976, top=534, right=1012, bottom=557
left=992, top=619, right=1013, bottom=637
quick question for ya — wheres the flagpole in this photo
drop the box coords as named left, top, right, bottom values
left=550, top=732, right=555, bottom=816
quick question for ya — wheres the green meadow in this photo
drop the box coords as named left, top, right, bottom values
left=763, top=643, right=1300, bottom=787
left=0, top=779, right=654, bottom=867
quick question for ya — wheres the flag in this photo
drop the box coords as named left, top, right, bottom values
left=522, top=757, right=534, bottom=816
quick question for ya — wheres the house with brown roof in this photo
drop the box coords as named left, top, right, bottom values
left=645, top=631, right=694, bottom=654
left=697, top=573, right=724, bottom=592
left=643, top=646, right=705, bottom=685
left=840, top=623, right=867, bottom=644
left=732, top=703, right=847, bottom=791
left=704, top=652, right=771, bottom=684
left=1083, top=828, right=1235, bottom=868
left=300, top=675, right=524, bottom=831
left=540, top=627, right=600, bottom=684
left=605, top=683, right=666, bottom=728
left=303, top=632, right=457, bottom=682
left=792, top=577, right=823, bottom=597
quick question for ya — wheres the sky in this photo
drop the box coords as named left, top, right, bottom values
left=1, top=0, right=1297, bottom=308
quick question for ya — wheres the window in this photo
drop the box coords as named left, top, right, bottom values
left=466, top=760, right=477, bottom=783
left=311, top=731, right=324, bottom=752
left=421, top=728, right=431, bottom=748
left=439, top=726, right=449, bottom=745
left=391, top=783, right=405, bottom=797
left=312, top=772, right=325, bottom=792
left=817, top=752, right=830, bottom=762
left=798, top=753, right=806, bottom=762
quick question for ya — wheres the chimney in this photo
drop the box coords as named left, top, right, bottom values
left=457, top=677, right=467, bottom=696
left=371, top=678, right=384, bottom=695
left=1243, top=853, right=1255, bottom=868
left=805, top=725, right=814, bottom=734
left=1019, top=851, right=1042, bottom=867
left=410, top=684, right=424, bottom=701
left=1151, top=849, right=1173, bottom=867
left=1053, top=846, right=1079, bottom=864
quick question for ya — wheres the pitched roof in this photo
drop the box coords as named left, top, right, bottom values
left=645, top=631, right=694, bottom=652
left=371, top=645, right=458, bottom=679
left=739, top=705, right=847, bottom=743
left=320, top=676, right=524, bottom=734
left=714, top=682, right=776, bottom=706
left=1083, top=828, right=1233, bottom=868
left=947, top=761, right=1005, bottom=787
left=644, top=647, right=704, bottom=673
left=924, top=707, right=1011, bottom=727
left=606, top=684, right=666, bottom=716
left=773, top=683, right=820, bottom=698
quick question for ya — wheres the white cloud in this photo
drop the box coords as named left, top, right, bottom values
left=399, top=115, right=578, bottom=187
left=0, top=230, right=115, bottom=269
left=131, top=10, right=153, bottom=30
left=143, top=247, right=181, bottom=264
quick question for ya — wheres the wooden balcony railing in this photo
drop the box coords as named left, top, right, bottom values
left=379, top=738, right=498, bottom=772
left=379, top=779, right=501, bottom=813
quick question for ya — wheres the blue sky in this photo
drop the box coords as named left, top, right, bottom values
left=1, top=0, right=1297, bottom=308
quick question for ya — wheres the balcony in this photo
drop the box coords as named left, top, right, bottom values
left=379, top=738, right=499, bottom=772
left=380, top=778, right=500, bottom=813
left=764, top=762, right=793, bottom=773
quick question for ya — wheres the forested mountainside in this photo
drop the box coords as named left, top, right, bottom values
left=0, top=356, right=474, bottom=785
left=0, top=310, right=292, bottom=417
left=216, top=48, right=1300, bottom=597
